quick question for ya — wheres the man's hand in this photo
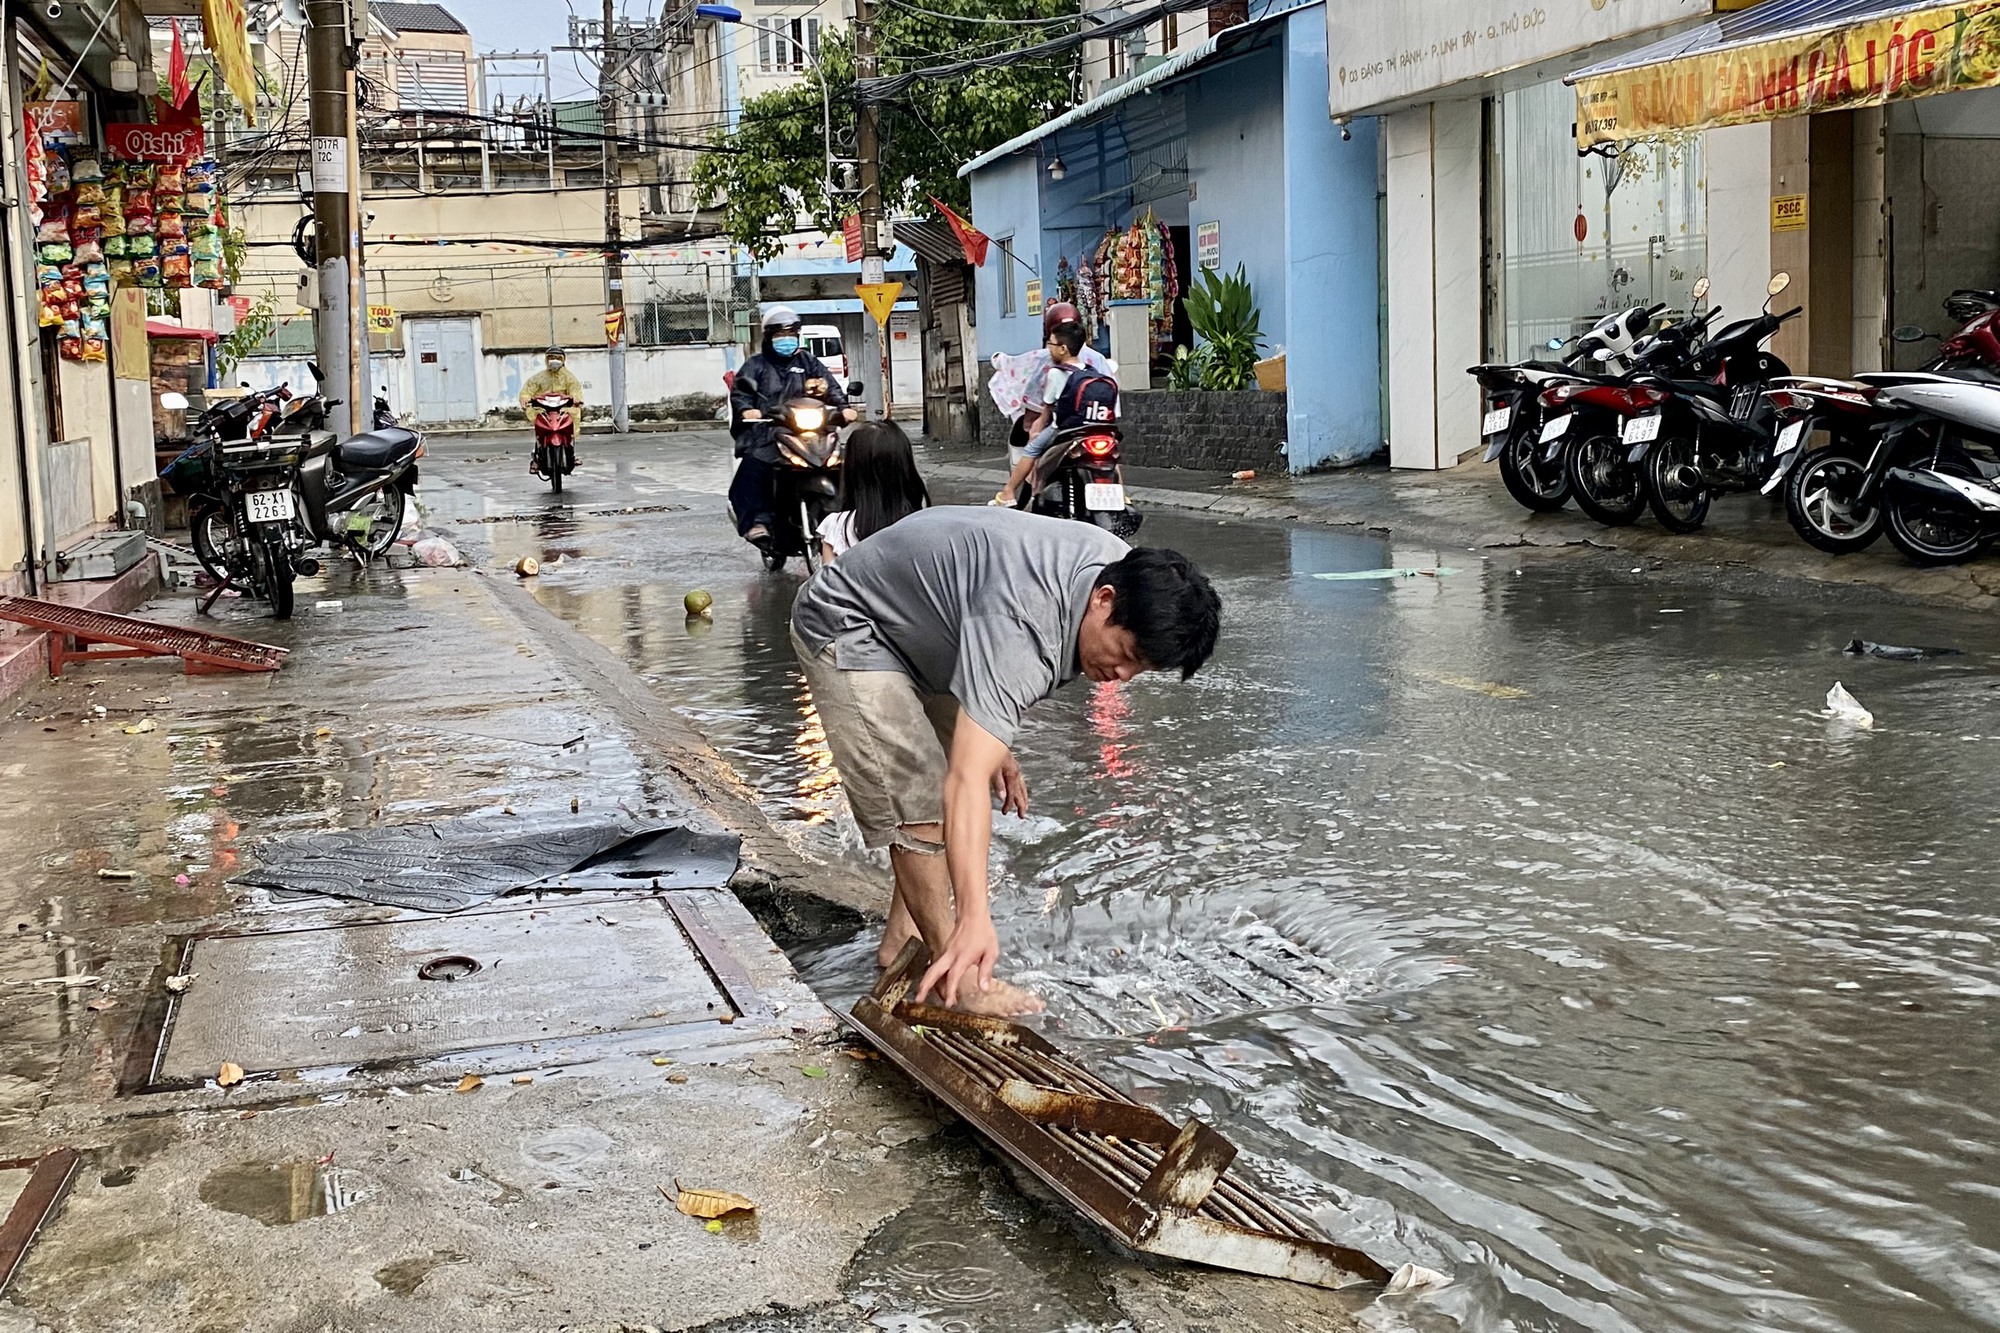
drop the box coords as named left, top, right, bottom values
left=914, top=913, right=999, bottom=1008
left=841, top=407, right=860, bottom=423
left=741, top=408, right=765, bottom=420
left=992, top=754, right=1028, bottom=817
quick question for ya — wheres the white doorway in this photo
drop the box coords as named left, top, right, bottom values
left=408, top=318, right=479, bottom=423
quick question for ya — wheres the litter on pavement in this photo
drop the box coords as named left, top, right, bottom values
left=231, top=814, right=741, bottom=912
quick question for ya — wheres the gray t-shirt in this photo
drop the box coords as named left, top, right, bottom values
left=791, top=506, right=1128, bottom=746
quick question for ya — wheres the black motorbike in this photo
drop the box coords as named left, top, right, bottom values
left=1017, top=424, right=1143, bottom=537
left=1625, top=274, right=1801, bottom=533
left=758, top=395, right=845, bottom=573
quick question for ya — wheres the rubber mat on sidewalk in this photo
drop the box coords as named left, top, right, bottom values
left=232, top=815, right=741, bottom=913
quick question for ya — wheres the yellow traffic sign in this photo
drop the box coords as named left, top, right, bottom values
left=856, top=281, right=903, bottom=327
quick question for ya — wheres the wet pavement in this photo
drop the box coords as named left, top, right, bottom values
left=420, top=428, right=2000, bottom=1333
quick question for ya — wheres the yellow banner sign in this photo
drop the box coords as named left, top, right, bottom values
left=202, top=0, right=259, bottom=127
left=367, top=304, right=396, bottom=334
left=604, top=308, right=625, bottom=344
left=1575, top=2, right=2000, bottom=147
left=1771, top=193, right=1809, bottom=232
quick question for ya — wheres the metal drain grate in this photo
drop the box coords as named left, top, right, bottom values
left=0, top=596, right=287, bottom=676
left=849, top=944, right=1389, bottom=1291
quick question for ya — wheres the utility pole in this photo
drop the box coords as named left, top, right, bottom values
left=853, top=0, right=887, bottom=419
left=305, top=0, right=359, bottom=436
left=600, top=0, right=630, bottom=434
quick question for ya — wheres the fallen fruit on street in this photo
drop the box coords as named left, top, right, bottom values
left=684, top=589, right=714, bottom=617
left=515, top=556, right=541, bottom=578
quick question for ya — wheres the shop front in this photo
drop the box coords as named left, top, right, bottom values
left=1569, top=0, right=2000, bottom=383
left=1328, top=0, right=1710, bottom=468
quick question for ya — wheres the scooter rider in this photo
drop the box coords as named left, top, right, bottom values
left=730, top=305, right=856, bottom=549
left=519, top=346, right=584, bottom=477
left=1009, top=302, right=1114, bottom=464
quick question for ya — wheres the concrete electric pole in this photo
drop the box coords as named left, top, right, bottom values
left=305, top=0, right=361, bottom=436
left=600, top=0, right=631, bottom=434
left=853, top=0, right=888, bottom=419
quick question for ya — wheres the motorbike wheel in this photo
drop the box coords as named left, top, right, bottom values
left=1498, top=418, right=1569, bottom=512
left=1564, top=433, right=1646, bottom=526
left=1645, top=437, right=1712, bottom=534
left=189, top=503, right=237, bottom=582
left=1884, top=463, right=1989, bottom=566
left=1784, top=448, right=1881, bottom=554
left=799, top=500, right=824, bottom=574
left=550, top=468, right=562, bottom=494
left=250, top=528, right=296, bottom=619
left=347, top=484, right=406, bottom=558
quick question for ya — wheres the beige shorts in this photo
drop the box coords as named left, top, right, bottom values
left=791, top=627, right=959, bottom=853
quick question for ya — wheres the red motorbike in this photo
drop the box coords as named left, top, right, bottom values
left=529, top=393, right=578, bottom=493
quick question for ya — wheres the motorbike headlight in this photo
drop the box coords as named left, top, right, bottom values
left=790, top=406, right=826, bottom=433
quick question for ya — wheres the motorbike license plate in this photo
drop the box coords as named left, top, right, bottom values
left=244, top=489, right=295, bottom=524
left=1539, top=414, right=1571, bottom=443
left=1774, top=419, right=1807, bottom=456
left=1482, top=406, right=1512, bottom=436
left=1623, top=414, right=1663, bottom=445
left=1084, top=482, right=1127, bottom=512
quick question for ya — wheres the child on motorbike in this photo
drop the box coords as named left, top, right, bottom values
left=993, top=321, right=1102, bottom=507
left=819, top=420, right=931, bottom=564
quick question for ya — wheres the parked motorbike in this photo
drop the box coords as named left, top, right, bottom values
left=165, top=390, right=315, bottom=619
left=1019, top=424, right=1143, bottom=537
left=1625, top=273, right=1801, bottom=533
left=756, top=394, right=847, bottom=573
left=1542, top=290, right=1722, bottom=525
left=1850, top=372, right=2000, bottom=564
left=1761, top=291, right=2000, bottom=553
left=1470, top=302, right=1662, bottom=512
left=529, top=393, right=578, bottom=492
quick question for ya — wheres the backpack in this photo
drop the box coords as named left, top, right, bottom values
left=1055, top=370, right=1119, bottom=430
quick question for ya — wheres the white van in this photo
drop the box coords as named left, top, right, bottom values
left=804, top=325, right=846, bottom=381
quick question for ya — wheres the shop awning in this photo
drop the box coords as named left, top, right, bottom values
left=1567, top=0, right=2000, bottom=147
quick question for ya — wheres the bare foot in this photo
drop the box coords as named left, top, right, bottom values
left=943, top=977, right=1045, bottom=1018
left=876, top=929, right=919, bottom=970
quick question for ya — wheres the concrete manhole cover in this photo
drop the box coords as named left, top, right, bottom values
left=150, top=899, right=735, bottom=1084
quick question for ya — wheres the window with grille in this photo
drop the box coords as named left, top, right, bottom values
left=396, top=49, right=471, bottom=111
left=756, top=18, right=821, bottom=72
left=634, top=298, right=712, bottom=346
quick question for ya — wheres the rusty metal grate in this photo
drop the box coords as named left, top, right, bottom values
left=849, top=945, right=1391, bottom=1291
left=0, top=596, right=287, bottom=677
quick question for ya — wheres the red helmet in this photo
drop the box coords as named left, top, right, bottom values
left=1042, top=301, right=1081, bottom=334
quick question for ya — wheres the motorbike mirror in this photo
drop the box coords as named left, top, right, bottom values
left=1767, top=272, right=1792, bottom=296
left=1691, top=276, right=1710, bottom=301
left=1546, top=337, right=1566, bottom=351
left=846, top=380, right=864, bottom=398
left=159, top=391, right=189, bottom=411
left=1891, top=324, right=1933, bottom=343
left=307, top=361, right=324, bottom=382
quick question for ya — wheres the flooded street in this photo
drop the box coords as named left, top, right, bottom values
left=431, top=431, right=2000, bottom=1333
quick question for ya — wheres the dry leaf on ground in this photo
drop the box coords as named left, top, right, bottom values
left=673, top=1180, right=757, bottom=1220
left=217, top=1062, right=245, bottom=1087
left=455, top=1074, right=484, bottom=1093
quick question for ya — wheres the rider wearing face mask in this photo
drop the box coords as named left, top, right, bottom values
left=518, top=346, right=585, bottom=474
left=729, top=305, right=856, bottom=548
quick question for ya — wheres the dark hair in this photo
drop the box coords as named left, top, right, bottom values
left=835, top=420, right=930, bottom=543
left=1048, top=321, right=1086, bottom=356
left=1094, top=547, right=1220, bottom=679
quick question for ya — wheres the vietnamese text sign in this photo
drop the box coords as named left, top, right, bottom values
left=843, top=214, right=864, bottom=263
left=1025, top=278, right=1043, bottom=316
left=367, top=304, right=396, bottom=334
left=1771, top=193, right=1809, bottom=232
left=1328, top=0, right=1705, bottom=117
left=1573, top=2, right=2000, bottom=146
left=1196, top=220, right=1221, bottom=270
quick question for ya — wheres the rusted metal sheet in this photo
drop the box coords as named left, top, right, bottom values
left=0, top=596, right=288, bottom=676
left=847, top=944, right=1391, bottom=1291
left=0, top=1149, right=81, bottom=1293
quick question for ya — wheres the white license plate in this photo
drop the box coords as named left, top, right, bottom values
left=1775, top=420, right=1807, bottom=455
left=1482, top=406, right=1512, bottom=436
left=1623, top=414, right=1663, bottom=444
left=1539, top=414, right=1571, bottom=443
left=244, top=489, right=295, bottom=523
left=1084, top=482, right=1126, bottom=512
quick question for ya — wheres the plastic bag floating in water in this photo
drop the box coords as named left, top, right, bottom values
left=1312, top=567, right=1459, bottom=581
left=1823, top=682, right=1874, bottom=730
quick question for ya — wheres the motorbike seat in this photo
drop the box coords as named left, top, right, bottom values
left=336, top=426, right=420, bottom=471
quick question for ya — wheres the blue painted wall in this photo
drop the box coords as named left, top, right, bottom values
left=1185, top=46, right=1289, bottom=350
left=968, top=154, right=1046, bottom=361
left=1281, top=7, right=1381, bottom=469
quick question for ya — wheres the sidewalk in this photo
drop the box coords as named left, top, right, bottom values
left=921, top=443, right=2000, bottom=606
left=0, top=522, right=1373, bottom=1331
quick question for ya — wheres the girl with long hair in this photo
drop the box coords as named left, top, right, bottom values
left=818, top=420, right=931, bottom=563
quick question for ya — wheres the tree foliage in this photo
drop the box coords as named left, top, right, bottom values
left=697, top=0, right=1079, bottom=257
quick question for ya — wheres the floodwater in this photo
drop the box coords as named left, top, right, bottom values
left=433, top=435, right=2000, bottom=1333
